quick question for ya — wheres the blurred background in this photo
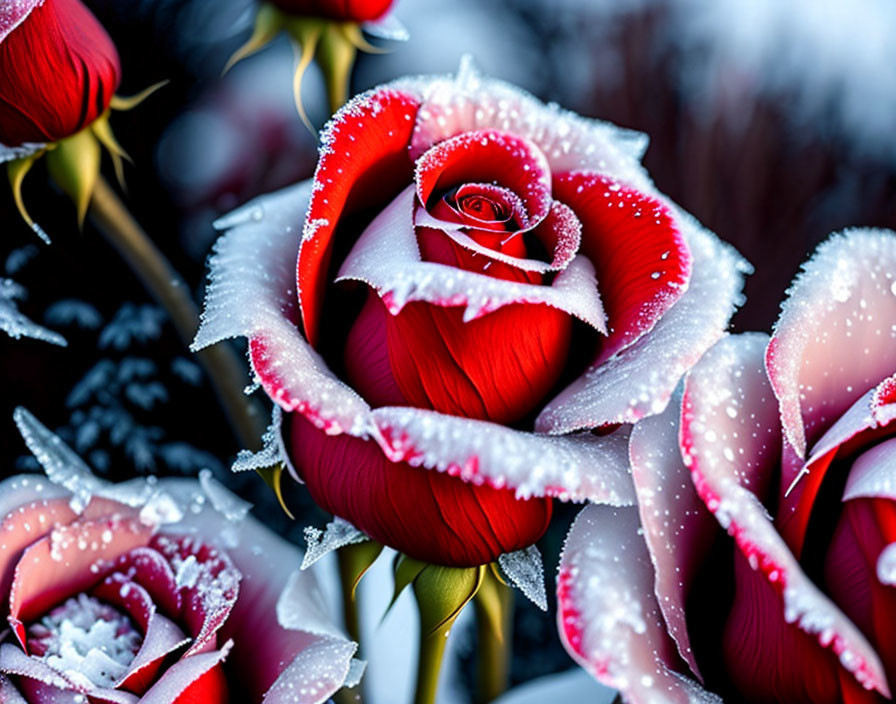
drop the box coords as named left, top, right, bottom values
left=1, top=0, right=895, bottom=699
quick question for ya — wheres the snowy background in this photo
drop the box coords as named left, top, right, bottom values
left=1, top=0, right=895, bottom=700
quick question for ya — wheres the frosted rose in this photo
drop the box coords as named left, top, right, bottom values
left=0, top=410, right=358, bottom=704
left=194, top=59, right=747, bottom=568
left=557, top=228, right=896, bottom=703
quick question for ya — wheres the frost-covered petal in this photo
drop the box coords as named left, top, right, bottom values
left=0, top=0, right=41, bottom=44
left=400, top=56, right=652, bottom=187
left=556, top=505, right=721, bottom=703
left=537, top=214, right=747, bottom=434
left=192, top=182, right=372, bottom=437
left=767, top=228, right=896, bottom=458
left=336, top=186, right=607, bottom=332
left=298, top=87, right=420, bottom=345
left=553, top=172, right=691, bottom=362
left=680, top=333, right=889, bottom=697
left=370, top=406, right=634, bottom=504
left=1, top=279, right=66, bottom=346
left=261, top=639, right=358, bottom=704
left=629, top=391, right=717, bottom=680
left=843, top=436, right=896, bottom=502
left=778, top=373, right=896, bottom=554
left=137, top=643, right=230, bottom=704
left=0, top=674, right=27, bottom=704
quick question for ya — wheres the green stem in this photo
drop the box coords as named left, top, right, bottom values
left=473, top=577, right=513, bottom=703
left=338, top=548, right=362, bottom=644
left=415, top=620, right=451, bottom=704
left=88, top=176, right=266, bottom=450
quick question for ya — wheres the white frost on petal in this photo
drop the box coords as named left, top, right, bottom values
left=1, top=279, right=66, bottom=346
left=300, top=517, right=368, bottom=570
left=262, top=638, right=357, bottom=704
left=192, top=181, right=372, bottom=436
left=0, top=141, right=45, bottom=164
left=843, top=436, right=896, bottom=502
left=767, top=228, right=896, bottom=458
left=199, top=469, right=251, bottom=522
left=498, top=546, right=547, bottom=611
left=395, top=55, right=652, bottom=187
left=681, top=334, right=890, bottom=697
left=13, top=406, right=103, bottom=512
left=536, top=212, right=748, bottom=434
left=0, top=0, right=42, bottom=43
left=232, top=407, right=285, bottom=473
left=336, top=186, right=608, bottom=332
left=371, top=406, right=635, bottom=504
left=557, top=505, right=722, bottom=704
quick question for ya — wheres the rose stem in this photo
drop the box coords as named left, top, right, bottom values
left=414, top=620, right=451, bottom=704
left=472, top=576, right=513, bottom=703
left=333, top=549, right=364, bottom=704
left=88, top=175, right=267, bottom=450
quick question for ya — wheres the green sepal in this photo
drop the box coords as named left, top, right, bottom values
left=413, top=563, right=485, bottom=637
left=45, top=126, right=101, bottom=228
left=223, top=3, right=285, bottom=75
left=473, top=566, right=510, bottom=646
left=315, top=23, right=357, bottom=115
left=339, top=539, right=385, bottom=602
left=7, top=152, right=50, bottom=243
left=257, top=464, right=295, bottom=519
left=382, top=553, right=428, bottom=622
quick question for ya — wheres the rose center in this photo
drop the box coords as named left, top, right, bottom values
left=27, top=593, right=142, bottom=690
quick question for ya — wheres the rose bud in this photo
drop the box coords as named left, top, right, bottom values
left=1, top=408, right=360, bottom=704
left=0, top=0, right=157, bottom=240
left=193, top=59, right=747, bottom=569
left=557, top=228, right=896, bottom=702
left=224, top=0, right=403, bottom=119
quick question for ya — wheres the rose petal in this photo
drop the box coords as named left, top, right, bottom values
left=556, top=505, right=722, bottom=703
left=0, top=673, right=27, bottom=704
left=629, top=390, right=718, bottom=680
left=0, top=1, right=41, bottom=45
left=778, top=373, right=896, bottom=554
left=8, top=515, right=154, bottom=650
left=766, top=228, right=896, bottom=458
left=843, top=437, right=896, bottom=502
left=335, top=185, right=608, bottom=332
left=298, top=88, right=421, bottom=345
left=192, top=181, right=372, bottom=437
left=109, top=546, right=182, bottom=618
left=261, top=638, right=358, bottom=704
left=415, top=130, right=551, bottom=228
left=680, top=333, right=889, bottom=697
left=536, top=214, right=747, bottom=434
left=401, top=56, right=652, bottom=186
left=138, top=643, right=231, bottom=704
left=370, top=406, right=635, bottom=504
left=552, top=172, right=691, bottom=361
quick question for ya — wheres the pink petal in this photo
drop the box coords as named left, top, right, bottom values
left=629, top=392, right=718, bottom=680
left=335, top=185, right=608, bottom=332
left=557, top=505, right=721, bottom=703
left=191, top=182, right=372, bottom=437
left=0, top=674, right=27, bottom=704
left=536, top=216, right=747, bottom=434
left=843, top=436, right=896, bottom=502
left=261, top=639, right=358, bottom=704
left=371, top=405, right=635, bottom=504
left=401, top=57, right=652, bottom=186
left=766, top=228, right=896, bottom=458
left=0, top=0, right=41, bottom=44
left=681, top=333, right=890, bottom=696
left=8, top=515, right=154, bottom=651
left=298, top=87, right=421, bottom=345
left=108, top=546, right=182, bottom=618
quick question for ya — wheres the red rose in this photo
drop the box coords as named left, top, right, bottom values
left=194, top=60, right=747, bottom=568
left=267, top=0, right=393, bottom=22
left=0, top=0, right=120, bottom=147
left=0, top=409, right=359, bottom=704
left=558, top=228, right=896, bottom=702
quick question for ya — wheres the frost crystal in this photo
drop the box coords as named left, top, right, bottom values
left=0, top=278, right=66, bottom=346
left=498, top=546, right=547, bottom=611
left=301, top=517, right=368, bottom=570
left=232, top=407, right=284, bottom=473
left=44, top=299, right=103, bottom=330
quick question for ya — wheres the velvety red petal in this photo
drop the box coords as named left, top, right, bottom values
left=0, top=0, right=121, bottom=145
left=287, top=412, right=553, bottom=567
left=139, top=645, right=231, bottom=704
left=344, top=291, right=572, bottom=425
left=415, top=130, right=551, bottom=230
left=268, top=0, right=393, bottom=22
left=8, top=515, right=153, bottom=651
left=298, top=88, right=420, bottom=346
left=169, top=664, right=229, bottom=704
left=552, top=171, right=691, bottom=362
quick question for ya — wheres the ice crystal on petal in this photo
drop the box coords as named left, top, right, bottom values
left=261, top=638, right=358, bottom=704
left=301, top=517, right=368, bottom=570
left=13, top=407, right=103, bottom=512
left=0, top=141, right=44, bottom=163
left=277, top=569, right=347, bottom=640
left=232, top=407, right=285, bottom=473
left=199, top=469, right=251, bottom=522
left=0, top=279, right=66, bottom=346
left=498, top=546, right=547, bottom=611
